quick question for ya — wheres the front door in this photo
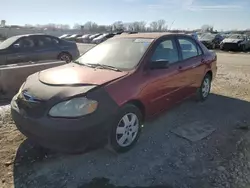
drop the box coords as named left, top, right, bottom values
left=6, top=36, right=35, bottom=64
left=141, top=37, right=189, bottom=117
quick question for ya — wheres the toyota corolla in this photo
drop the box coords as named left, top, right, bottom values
left=11, top=33, right=217, bottom=153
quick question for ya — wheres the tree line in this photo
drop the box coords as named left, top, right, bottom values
left=23, top=20, right=169, bottom=32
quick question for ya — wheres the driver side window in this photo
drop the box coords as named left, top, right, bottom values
left=151, top=39, right=179, bottom=64
left=14, top=37, right=35, bottom=49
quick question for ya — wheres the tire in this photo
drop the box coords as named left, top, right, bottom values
left=109, top=104, right=142, bottom=153
left=58, top=52, right=72, bottom=63
left=242, top=45, right=246, bottom=52
left=212, top=43, right=216, bottom=49
left=196, top=74, right=212, bottom=102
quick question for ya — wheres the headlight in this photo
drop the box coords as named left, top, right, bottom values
left=49, top=97, right=98, bottom=117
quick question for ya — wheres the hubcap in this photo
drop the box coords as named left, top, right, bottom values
left=60, top=54, right=71, bottom=63
left=202, top=78, right=210, bottom=98
left=116, top=113, right=139, bottom=147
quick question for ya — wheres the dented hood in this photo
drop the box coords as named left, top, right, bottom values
left=39, top=63, right=128, bottom=86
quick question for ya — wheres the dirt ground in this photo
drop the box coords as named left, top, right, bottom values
left=0, top=52, right=250, bottom=188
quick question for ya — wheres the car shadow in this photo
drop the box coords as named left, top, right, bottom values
left=12, top=93, right=250, bottom=188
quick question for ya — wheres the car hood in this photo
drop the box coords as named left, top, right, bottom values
left=39, top=63, right=128, bottom=86
left=222, top=38, right=243, bottom=43
left=200, top=39, right=213, bottom=42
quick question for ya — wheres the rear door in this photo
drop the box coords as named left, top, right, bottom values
left=175, top=36, right=206, bottom=98
left=6, top=36, right=35, bottom=64
left=33, top=35, right=60, bottom=61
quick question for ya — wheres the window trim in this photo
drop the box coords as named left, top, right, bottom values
left=176, top=36, right=203, bottom=61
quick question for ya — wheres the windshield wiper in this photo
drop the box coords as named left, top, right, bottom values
left=87, top=63, right=122, bottom=72
left=74, top=61, right=96, bottom=68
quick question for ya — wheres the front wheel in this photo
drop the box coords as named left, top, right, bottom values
left=242, top=45, right=247, bottom=52
left=58, top=52, right=72, bottom=63
left=109, top=104, right=142, bottom=153
left=196, top=74, right=212, bottom=101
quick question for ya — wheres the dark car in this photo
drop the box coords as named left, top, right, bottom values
left=11, top=33, right=217, bottom=153
left=64, top=34, right=83, bottom=41
left=199, top=33, right=224, bottom=49
left=92, top=33, right=115, bottom=44
left=0, top=34, right=80, bottom=65
left=220, top=34, right=250, bottom=51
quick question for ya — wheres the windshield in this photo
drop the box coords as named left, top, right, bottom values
left=201, top=33, right=216, bottom=40
left=229, top=34, right=244, bottom=39
left=0, top=36, right=18, bottom=49
left=75, top=38, right=153, bottom=70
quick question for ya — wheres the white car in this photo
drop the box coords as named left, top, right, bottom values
left=220, top=34, right=250, bottom=51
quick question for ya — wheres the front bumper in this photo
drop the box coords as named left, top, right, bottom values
left=11, top=93, right=117, bottom=153
left=220, top=43, right=240, bottom=51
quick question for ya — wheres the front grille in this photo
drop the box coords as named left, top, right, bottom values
left=16, top=97, right=48, bottom=118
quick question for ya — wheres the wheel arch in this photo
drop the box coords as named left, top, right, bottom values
left=206, top=70, right=213, bottom=80
left=126, top=99, right=146, bottom=122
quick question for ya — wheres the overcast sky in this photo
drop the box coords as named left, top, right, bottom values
left=0, top=0, right=249, bottom=30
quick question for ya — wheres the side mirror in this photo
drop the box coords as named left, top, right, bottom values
left=150, top=60, right=169, bottom=69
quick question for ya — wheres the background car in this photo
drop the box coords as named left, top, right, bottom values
left=59, top=34, right=71, bottom=39
left=0, top=34, right=80, bottom=65
left=199, top=33, right=224, bottom=49
left=76, top=34, right=91, bottom=43
left=64, top=34, right=83, bottom=41
left=89, top=33, right=102, bottom=43
left=92, top=33, right=115, bottom=44
left=220, top=34, right=250, bottom=51
left=11, top=33, right=217, bottom=154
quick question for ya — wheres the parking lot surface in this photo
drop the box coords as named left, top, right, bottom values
left=0, top=46, right=250, bottom=188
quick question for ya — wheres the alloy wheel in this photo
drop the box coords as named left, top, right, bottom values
left=116, top=113, right=139, bottom=147
left=202, top=77, right=211, bottom=98
left=60, top=54, right=71, bottom=63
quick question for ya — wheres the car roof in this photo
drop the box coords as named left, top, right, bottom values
left=9, top=33, right=54, bottom=39
left=113, top=32, right=188, bottom=39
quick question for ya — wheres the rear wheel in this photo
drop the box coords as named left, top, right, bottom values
left=196, top=74, right=212, bottom=101
left=109, top=104, right=142, bottom=153
left=58, top=52, right=72, bottom=63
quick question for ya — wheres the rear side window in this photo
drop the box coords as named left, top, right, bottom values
left=151, top=39, right=179, bottom=64
left=36, top=36, right=59, bottom=47
left=178, top=38, right=199, bottom=60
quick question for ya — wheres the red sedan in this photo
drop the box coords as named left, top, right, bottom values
left=11, top=33, right=217, bottom=153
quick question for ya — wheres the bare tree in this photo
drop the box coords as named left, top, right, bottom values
left=150, top=21, right=158, bottom=31
left=73, top=23, right=81, bottom=30
left=201, top=25, right=213, bottom=32
left=157, top=19, right=166, bottom=31
left=112, top=21, right=124, bottom=31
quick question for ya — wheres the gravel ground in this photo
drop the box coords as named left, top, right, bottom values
left=0, top=52, right=250, bottom=188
